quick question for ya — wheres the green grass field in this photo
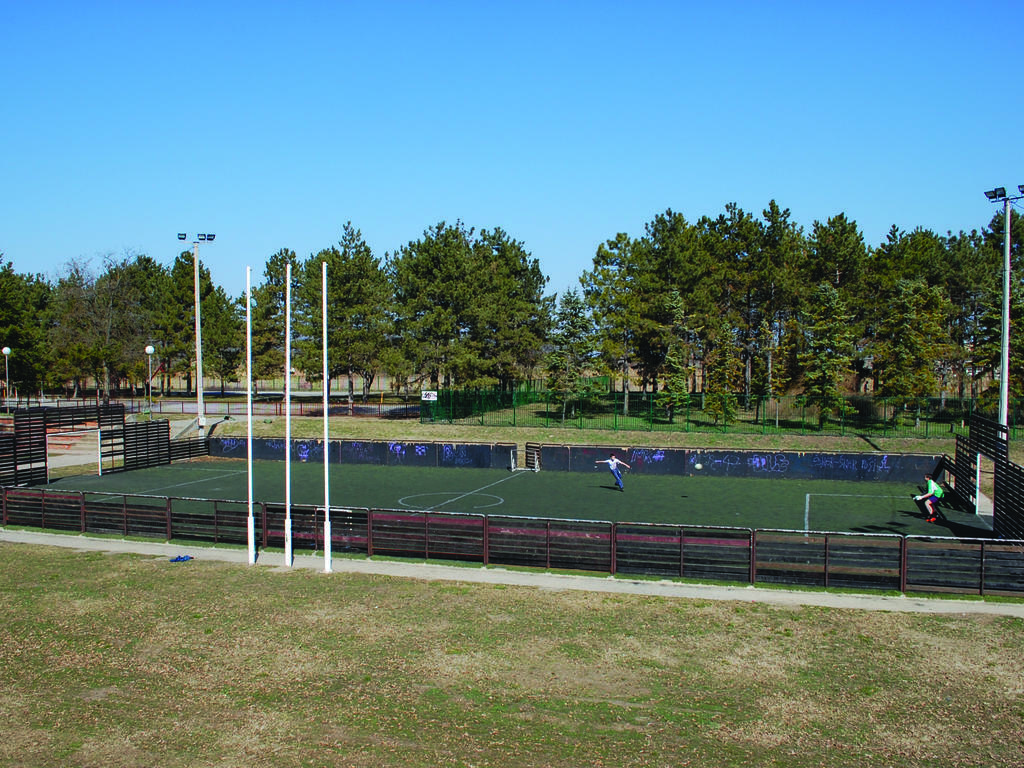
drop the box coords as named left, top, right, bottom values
left=2, top=544, right=1023, bottom=768
left=47, top=459, right=993, bottom=538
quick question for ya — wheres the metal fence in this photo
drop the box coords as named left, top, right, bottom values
left=3, top=486, right=1022, bottom=597
left=421, top=391, right=1020, bottom=439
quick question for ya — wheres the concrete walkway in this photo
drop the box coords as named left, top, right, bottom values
left=3, top=528, right=1024, bottom=617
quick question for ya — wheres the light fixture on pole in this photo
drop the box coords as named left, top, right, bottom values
left=145, top=345, right=155, bottom=416
left=178, top=233, right=216, bottom=436
left=984, top=186, right=1023, bottom=429
left=1, top=347, right=10, bottom=414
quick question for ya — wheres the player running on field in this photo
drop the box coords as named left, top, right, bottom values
left=596, top=453, right=630, bottom=492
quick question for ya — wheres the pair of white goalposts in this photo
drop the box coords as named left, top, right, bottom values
left=242, top=262, right=334, bottom=571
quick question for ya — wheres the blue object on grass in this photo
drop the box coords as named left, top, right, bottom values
left=170, top=555, right=193, bottom=562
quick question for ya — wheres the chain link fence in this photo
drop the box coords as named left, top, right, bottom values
left=421, top=390, right=1019, bottom=440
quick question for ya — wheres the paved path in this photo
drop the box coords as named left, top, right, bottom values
left=3, top=528, right=1023, bottom=617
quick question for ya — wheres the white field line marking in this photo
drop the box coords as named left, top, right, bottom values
left=805, top=493, right=907, bottom=533
left=135, top=471, right=246, bottom=496
left=423, top=472, right=524, bottom=512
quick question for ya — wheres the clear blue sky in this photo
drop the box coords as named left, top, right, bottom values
left=2, top=1, right=1020, bottom=299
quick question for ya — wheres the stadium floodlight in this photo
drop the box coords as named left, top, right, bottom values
left=2, top=346, right=9, bottom=414
left=177, top=232, right=216, bottom=435
left=985, top=185, right=1024, bottom=428
left=145, top=344, right=155, bottom=416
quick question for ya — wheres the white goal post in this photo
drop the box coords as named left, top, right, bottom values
left=510, top=442, right=541, bottom=472
left=46, top=429, right=103, bottom=481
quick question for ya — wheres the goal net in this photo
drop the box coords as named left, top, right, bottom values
left=510, top=442, right=541, bottom=472
left=46, top=429, right=103, bottom=481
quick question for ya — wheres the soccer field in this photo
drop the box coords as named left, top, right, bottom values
left=47, top=459, right=993, bottom=538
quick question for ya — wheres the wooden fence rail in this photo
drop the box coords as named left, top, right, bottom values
left=3, top=486, right=1023, bottom=597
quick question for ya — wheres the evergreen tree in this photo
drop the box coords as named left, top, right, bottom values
left=387, top=222, right=476, bottom=389
left=580, top=233, right=642, bottom=413
left=655, top=292, right=698, bottom=423
left=870, top=279, right=951, bottom=399
left=298, top=223, right=390, bottom=408
left=251, top=249, right=299, bottom=390
left=702, top=315, right=743, bottom=425
left=799, top=283, right=854, bottom=427
left=0, top=256, right=49, bottom=399
left=468, top=228, right=551, bottom=389
left=201, top=285, right=244, bottom=393
left=544, top=289, right=598, bottom=424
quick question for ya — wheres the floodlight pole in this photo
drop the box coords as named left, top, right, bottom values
left=178, top=233, right=215, bottom=436
left=193, top=240, right=206, bottom=436
left=2, top=347, right=10, bottom=414
left=985, top=188, right=1022, bottom=428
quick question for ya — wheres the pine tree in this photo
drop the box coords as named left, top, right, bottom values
left=799, top=283, right=853, bottom=427
left=545, top=289, right=598, bottom=424
left=702, top=316, right=743, bottom=426
left=656, top=292, right=698, bottom=423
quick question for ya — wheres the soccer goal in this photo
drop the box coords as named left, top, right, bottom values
left=510, top=442, right=541, bottom=472
left=46, top=429, right=103, bottom=481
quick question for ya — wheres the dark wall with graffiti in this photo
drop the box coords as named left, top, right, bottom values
left=209, top=438, right=938, bottom=483
left=209, top=438, right=514, bottom=470
left=539, top=445, right=939, bottom=483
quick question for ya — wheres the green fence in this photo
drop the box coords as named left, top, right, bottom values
left=421, top=391, right=1020, bottom=440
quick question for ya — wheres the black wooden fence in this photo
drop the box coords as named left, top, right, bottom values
left=4, top=486, right=1023, bottom=597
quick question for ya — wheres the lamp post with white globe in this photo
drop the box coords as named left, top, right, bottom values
left=145, top=345, right=155, bottom=416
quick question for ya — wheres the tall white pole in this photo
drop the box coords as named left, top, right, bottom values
left=193, top=241, right=206, bottom=436
left=999, top=196, right=1012, bottom=429
left=284, top=262, right=293, bottom=566
left=246, top=267, right=256, bottom=565
left=2, top=348, right=9, bottom=414
left=322, top=261, right=332, bottom=573
left=145, top=347, right=154, bottom=415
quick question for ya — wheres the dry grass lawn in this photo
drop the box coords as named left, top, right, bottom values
left=2, top=544, right=1023, bottom=767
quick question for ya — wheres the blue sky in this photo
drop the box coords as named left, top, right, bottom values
left=1, top=1, right=1020, bottom=299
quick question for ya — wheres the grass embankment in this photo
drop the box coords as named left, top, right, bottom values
left=2, top=544, right=1023, bottom=767
left=212, top=415, right=961, bottom=457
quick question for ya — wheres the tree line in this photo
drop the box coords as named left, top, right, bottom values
left=0, top=201, right=1020, bottom=418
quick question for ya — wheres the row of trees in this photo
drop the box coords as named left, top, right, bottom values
left=0, top=201, right=1020, bottom=420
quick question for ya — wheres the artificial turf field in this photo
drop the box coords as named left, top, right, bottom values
left=46, top=458, right=994, bottom=538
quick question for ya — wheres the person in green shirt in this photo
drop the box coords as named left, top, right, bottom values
left=914, top=473, right=944, bottom=523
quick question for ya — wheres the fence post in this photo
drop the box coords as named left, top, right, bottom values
left=748, top=529, right=756, bottom=585
left=979, top=540, right=985, bottom=597
left=899, top=536, right=907, bottom=593
left=610, top=522, right=617, bottom=574
left=545, top=520, right=551, bottom=570
left=482, top=514, right=489, bottom=565
left=824, top=533, right=830, bottom=588
left=367, top=509, right=374, bottom=557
